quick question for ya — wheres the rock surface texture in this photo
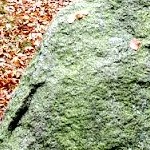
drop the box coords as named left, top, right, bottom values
left=0, top=0, right=150, bottom=149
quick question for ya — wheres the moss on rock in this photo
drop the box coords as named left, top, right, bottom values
left=0, top=0, right=150, bottom=149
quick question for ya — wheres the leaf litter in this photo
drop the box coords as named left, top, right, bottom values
left=0, top=0, right=74, bottom=121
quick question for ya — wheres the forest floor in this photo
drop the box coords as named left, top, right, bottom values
left=0, top=0, right=74, bottom=120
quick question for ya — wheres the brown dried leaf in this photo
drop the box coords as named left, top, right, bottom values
left=67, top=10, right=89, bottom=23
left=129, top=38, right=141, bottom=51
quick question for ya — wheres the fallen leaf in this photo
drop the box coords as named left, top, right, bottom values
left=67, top=9, right=89, bottom=23
left=59, top=0, right=63, bottom=6
left=129, top=38, right=141, bottom=50
left=5, top=23, right=12, bottom=30
left=22, top=14, right=30, bottom=20
left=11, top=56, right=20, bottom=67
left=75, top=10, right=88, bottom=20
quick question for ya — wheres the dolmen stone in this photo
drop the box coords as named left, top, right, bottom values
left=0, top=0, right=150, bottom=149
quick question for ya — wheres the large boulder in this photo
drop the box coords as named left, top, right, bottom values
left=0, top=0, right=150, bottom=149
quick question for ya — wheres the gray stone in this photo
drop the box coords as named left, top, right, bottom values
left=0, top=0, right=150, bottom=149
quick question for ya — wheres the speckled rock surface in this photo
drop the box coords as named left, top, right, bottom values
left=0, top=0, right=150, bottom=149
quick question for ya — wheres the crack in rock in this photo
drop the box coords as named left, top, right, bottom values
left=8, top=81, right=45, bottom=132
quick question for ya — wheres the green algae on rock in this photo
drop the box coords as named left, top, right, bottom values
left=0, top=0, right=150, bottom=149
